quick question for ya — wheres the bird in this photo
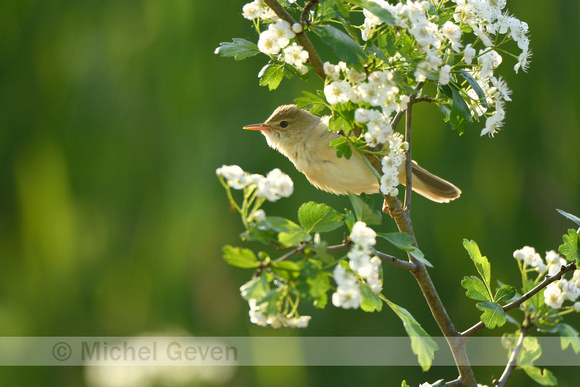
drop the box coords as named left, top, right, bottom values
left=243, top=105, right=461, bottom=203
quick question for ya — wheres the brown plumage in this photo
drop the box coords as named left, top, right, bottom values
left=244, top=105, right=461, bottom=203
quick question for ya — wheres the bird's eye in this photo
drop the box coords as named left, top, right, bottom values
left=280, top=120, right=289, bottom=128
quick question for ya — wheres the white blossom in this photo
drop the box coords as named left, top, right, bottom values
left=283, top=42, right=309, bottom=68
left=544, top=282, right=564, bottom=309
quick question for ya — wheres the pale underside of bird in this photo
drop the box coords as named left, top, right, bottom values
left=244, top=105, right=461, bottom=203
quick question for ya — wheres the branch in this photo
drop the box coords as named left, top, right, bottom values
left=263, top=0, right=325, bottom=80
left=375, top=250, right=416, bottom=270
left=493, top=316, right=533, bottom=387
left=301, top=0, right=318, bottom=25
left=461, top=262, right=577, bottom=338
left=404, top=97, right=414, bottom=211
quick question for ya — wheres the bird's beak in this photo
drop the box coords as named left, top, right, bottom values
left=243, top=123, right=276, bottom=131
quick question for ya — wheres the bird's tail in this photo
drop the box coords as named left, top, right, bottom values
left=404, top=161, right=461, bottom=203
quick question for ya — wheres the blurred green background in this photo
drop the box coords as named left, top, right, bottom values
left=0, top=0, right=578, bottom=385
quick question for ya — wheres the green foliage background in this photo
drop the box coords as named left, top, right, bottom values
left=0, top=0, right=578, bottom=385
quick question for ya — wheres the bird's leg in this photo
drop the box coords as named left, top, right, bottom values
left=382, top=197, right=406, bottom=217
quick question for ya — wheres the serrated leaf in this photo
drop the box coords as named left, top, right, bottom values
left=360, top=283, right=383, bottom=312
left=349, top=0, right=395, bottom=25
left=264, top=216, right=311, bottom=247
left=519, top=336, right=542, bottom=364
left=386, top=299, right=438, bottom=371
left=494, top=284, right=516, bottom=303
left=259, top=63, right=284, bottom=91
left=459, top=70, right=489, bottom=109
left=214, top=38, right=260, bottom=60
left=557, top=323, right=580, bottom=354
left=298, top=201, right=344, bottom=234
left=378, top=232, right=432, bottom=267
left=222, top=245, right=260, bottom=268
left=307, top=271, right=330, bottom=309
left=558, top=229, right=579, bottom=263
left=461, top=276, right=490, bottom=301
left=557, top=209, right=580, bottom=227
left=449, top=87, right=471, bottom=134
left=239, top=275, right=269, bottom=301
left=348, top=192, right=382, bottom=226
left=295, top=91, right=329, bottom=115
left=463, top=239, right=491, bottom=291
left=476, top=301, right=506, bottom=329
left=316, top=25, right=367, bottom=66
left=521, top=366, right=557, bottom=386
left=330, top=137, right=352, bottom=159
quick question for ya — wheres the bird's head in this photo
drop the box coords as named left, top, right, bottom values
left=243, top=105, right=322, bottom=152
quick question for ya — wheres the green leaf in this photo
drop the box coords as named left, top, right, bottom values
left=239, top=275, right=269, bottom=301
left=259, top=63, right=284, bottom=91
left=295, top=91, right=329, bottom=115
left=349, top=0, right=395, bottom=25
left=298, top=201, right=344, bottom=234
left=558, top=229, right=579, bottom=263
left=385, top=299, right=438, bottom=371
left=264, top=287, right=285, bottom=316
left=348, top=192, right=382, bottom=226
left=557, top=209, right=580, bottom=227
left=494, top=284, right=516, bottom=303
left=307, top=271, right=330, bottom=309
left=316, top=25, right=367, bottom=66
left=328, top=115, right=353, bottom=135
left=279, top=228, right=311, bottom=247
left=449, top=87, right=471, bottom=134
left=360, top=284, right=382, bottom=312
left=557, top=323, right=580, bottom=354
left=222, top=245, right=260, bottom=268
left=264, top=216, right=311, bottom=247
left=459, top=70, right=488, bottom=109
left=214, top=38, right=260, bottom=60
left=521, top=366, right=557, bottom=386
left=461, top=276, right=490, bottom=301
left=271, top=260, right=302, bottom=271
left=463, top=239, right=491, bottom=292
left=476, top=301, right=506, bottom=329
left=378, top=232, right=432, bottom=267
left=330, top=137, right=352, bottom=159
left=518, top=336, right=542, bottom=364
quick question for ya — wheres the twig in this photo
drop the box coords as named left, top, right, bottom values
left=461, top=262, right=577, bottom=338
left=375, top=250, right=416, bottom=270
left=263, top=0, right=325, bottom=80
left=404, top=97, right=414, bottom=212
left=301, top=0, right=318, bottom=25
left=493, top=316, right=533, bottom=387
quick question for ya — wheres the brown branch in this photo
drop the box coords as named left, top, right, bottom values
left=375, top=250, right=415, bottom=270
left=461, top=262, right=577, bottom=338
left=493, top=316, right=533, bottom=387
left=301, top=0, right=318, bottom=25
left=404, top=97, right=414, bottom=212
left=263, top=0, right=325, bottom=80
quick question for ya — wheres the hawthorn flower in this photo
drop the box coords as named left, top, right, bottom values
left=216, top=164, right=248, bottom=189
left=283, top=42, right=309, bottom=68
left=256, top=168, right=294, bottom=201
left=242, top=1, right=264, bottom=20
left=332, top=265, right=363, bottom=309
left=439, top=64, right=452, bottom=85
left=544, top=282, right=564, bottom=309
left=257, top=30, right=282, bottom=55
left=464, top=44, right=476, bottom=64
left=324, top=80, right=352, bottom=105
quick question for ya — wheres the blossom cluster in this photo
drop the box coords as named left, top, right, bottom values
left=332, top=222, right=383, bottom=309
left=242, top=1, right=309, bottom=72
left=360, top=0, right=530, bottom=137
left=513, top=246, right=580, bottom=311
left=216, top=165, right=294, bottom=202
left=247, top=298, right=312, bottom=328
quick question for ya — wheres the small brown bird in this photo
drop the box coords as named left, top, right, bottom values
left=244, top=105, right=461, bottom=203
